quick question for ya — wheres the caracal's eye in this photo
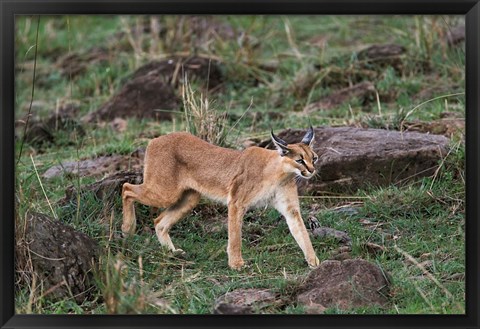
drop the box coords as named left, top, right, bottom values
left=313, top=156, right=318, bottom=163
left=295, top=159, right=305, bottom=165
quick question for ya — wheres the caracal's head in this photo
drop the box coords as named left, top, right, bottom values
left=271, top=127, right=319, bottom=179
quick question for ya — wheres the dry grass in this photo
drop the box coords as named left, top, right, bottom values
left=182, top=75, right=229, bottom=146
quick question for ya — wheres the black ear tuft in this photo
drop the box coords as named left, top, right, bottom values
left=271, top=129, right=290, bottom=156
left=301, top=126, right=315, bottom=147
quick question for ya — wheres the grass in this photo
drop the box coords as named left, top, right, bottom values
left=14, top=15, right=465, bottom=315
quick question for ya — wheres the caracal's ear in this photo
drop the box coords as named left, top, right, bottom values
left=301, top=126, right=315, bottom=148
left=271, top=129, right=290, bottom=156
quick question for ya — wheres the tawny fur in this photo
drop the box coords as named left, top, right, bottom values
left=122, top=131, right=320, bottom=270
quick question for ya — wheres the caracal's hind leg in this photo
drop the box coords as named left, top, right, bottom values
left=122, top=182, right=141, bottom=236
left=154, top=190, right=201, bottom=254
left=122, top=182, right=181, bottom=236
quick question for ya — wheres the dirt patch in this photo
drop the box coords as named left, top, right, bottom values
left=83, top=56, right=224, bottom=122
left=178, top=16, right=238, bottom=47
left=413, top=83, right=462, bottom=101
left=43, top=149, right=144, bottom=179
left=119, top=16, right=238, bottom=51
left=124, top=56, right=224, bottom=90
left=18, top=102, right=85, bottom=148
left=55, top=47, right=110, bottom=78
left=17, top=212, right=98, bottom=303
left=82, top=72, right=179, bottom=122
left=357, top=44, right=406, bottom=68
left=402, top=119, right=464, bottom=138
left=296, top=259, right=390, bottom=312
left=214, top=288, right=279, bottom=314
left=304, top=81, right=376, bottom=112
left=315, top=43, right=409, bottom=89
left=259, top=127, right=450, bottom=193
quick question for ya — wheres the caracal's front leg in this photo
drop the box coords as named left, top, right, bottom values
left=226, top=201, right=246, bottom=270
left=273, top=184, right=320, bottom=268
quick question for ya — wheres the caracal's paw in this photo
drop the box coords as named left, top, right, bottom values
left=173, top=248, right=187, bottom=257
left=121, top=225, right=134, bottom=238
left=228, top=258, right=245, bottom=270
left=307, top=256, right=320, bottom=269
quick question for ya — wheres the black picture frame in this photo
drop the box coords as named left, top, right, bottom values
left=1, top=1, right=479, bottom=328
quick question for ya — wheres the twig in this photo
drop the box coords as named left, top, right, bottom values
left=17, top=16, right=41, bottom=166
left=394, top=244, right=462, bottom=311
left=412, top=280, right=436, bottom=312
left=299, top=195, right=371, bottom=199
left=400, top=92, right=465, bottom=132
left=282, top=17, right=302, bottom=60
left=429, top=143, right=457, bottom=190
left=27, top=247, right=65, bottom=261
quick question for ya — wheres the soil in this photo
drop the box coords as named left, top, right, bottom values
left=19, top=102, right=84, bottom=148
left=55, top=47, right=111, bottom=78
left=124, top=56, right=224, bottom=90
left=315, top=43, right=410, bottom=89
left=401, top=119, right=464, bottom=138
left=304, top=81, right=376, bottom=112
left=83, top=56, right=224, bottom=122
left=82, top=72, right=179, bottom=122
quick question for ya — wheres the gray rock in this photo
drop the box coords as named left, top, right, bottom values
left=19, top=212, right=99, bottom=303
left=43, top=149, right=144, bottom=179
left=261, top=127, right=450, bottom=193
left=297, top=259, right=390, bottom=311
left=214, top=288, right=278, bottom=314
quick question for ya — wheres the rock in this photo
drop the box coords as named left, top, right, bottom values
left=43, top=150, right=144, bottom=179
left=214, top=288, right=278, bottom=314
left=296, top=259, right=390, bottom=311
left=362, top=242, right=387, bottom=256
left=110, top=118, right=128, bottom=132
left=356, top=43, right=409, bottom=74
left=308, top=216, right=352, bottom=244
left=331, top=206, right=360, bottom=216
left=303, top=302, right=327, bottom=314
left=311, top=226, right=352, bottom=245
left=357, top=44, right=406, bottom=61
left=332, top=252, right=352, bottom=261
left=446, top=25, right=465, bottom=46
left=19, top=212, right=98, bottom=303
left=304, top=81, right=376, bottom=112
left=213, top=303, right=253, bottom=315
left=260, top=127, right=450, bottom=193
left=61, top=170, right=143, bottom=206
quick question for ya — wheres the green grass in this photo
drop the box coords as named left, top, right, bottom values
left=14, top=15, right=465, bottom=314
